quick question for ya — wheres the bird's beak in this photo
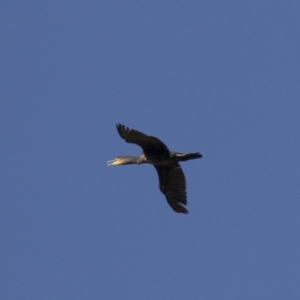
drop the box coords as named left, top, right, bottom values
left=107, top=158, right=119, bottom=166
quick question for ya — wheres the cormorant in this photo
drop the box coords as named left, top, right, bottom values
left=107, top=124, right=202, bottom=214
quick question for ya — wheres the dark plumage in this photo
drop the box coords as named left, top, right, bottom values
left=107, top=124, right=202, bottom=214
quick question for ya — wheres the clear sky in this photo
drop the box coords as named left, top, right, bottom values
left=1, top=1, right=300, bottom=299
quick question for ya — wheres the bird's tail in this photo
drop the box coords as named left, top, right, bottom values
left=176, top=152, right=202, bottom=162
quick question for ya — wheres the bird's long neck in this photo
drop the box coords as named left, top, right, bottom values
left=118, top=156, right=147, bottom=165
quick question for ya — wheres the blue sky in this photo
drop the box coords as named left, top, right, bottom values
left=1, top=1, right=300, bottom=299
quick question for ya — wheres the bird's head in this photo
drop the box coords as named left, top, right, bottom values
left=107, top=156, right=139, bottom=166
left=107, top=157, right=123, bottom=166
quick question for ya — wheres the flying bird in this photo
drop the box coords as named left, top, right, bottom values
left=107, top=124, right=202, bottom=214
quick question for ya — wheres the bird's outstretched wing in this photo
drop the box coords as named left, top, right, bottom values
left=116, top=124, right=169, bottom=155
left=155, top=163, right=188, bottom=214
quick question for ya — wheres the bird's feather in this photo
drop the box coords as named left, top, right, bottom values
left=116, top=124, right=169, bottom=156
left=155, top=163, right=188, bottom=214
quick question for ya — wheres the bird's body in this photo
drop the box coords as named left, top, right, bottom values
left=107, top=124, right=202, bottom=214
